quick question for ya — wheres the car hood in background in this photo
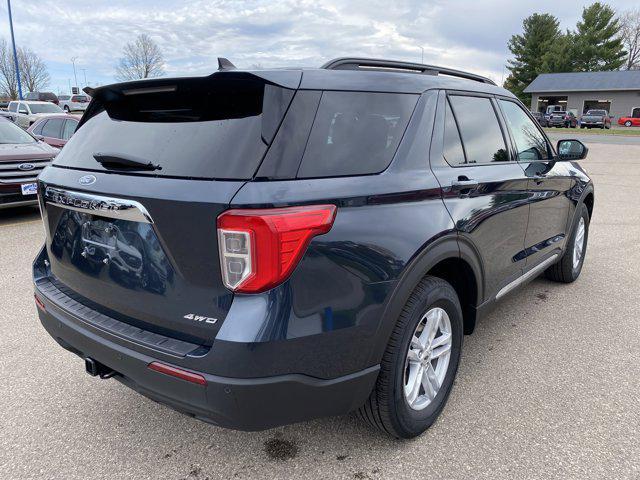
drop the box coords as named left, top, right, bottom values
left=0, top=142, right=57, bottom=161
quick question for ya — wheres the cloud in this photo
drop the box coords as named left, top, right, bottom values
left=1, top=0, right=638, bottom=92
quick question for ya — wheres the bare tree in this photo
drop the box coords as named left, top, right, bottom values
left=0, top=38, right=19, bottom=99
left=18, top=47, right=50, bottom=92
left=621, top=9, right=640, bottom=70
left=115, top=34, right=165, bottom=81
left=0, top=39, right=50, bottom=98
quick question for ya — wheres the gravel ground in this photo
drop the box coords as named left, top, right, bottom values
left=0, top=142, right=639, bottom=480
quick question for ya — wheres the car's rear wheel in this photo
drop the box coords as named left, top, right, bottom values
left=545, top=203, right=589, bottom=283
left=357, top=276, right=463, bottom=438
left=625, top=120, right=632, bottom=127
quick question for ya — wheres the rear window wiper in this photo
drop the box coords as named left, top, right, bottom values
left=93, top=153, right=161, bottom=171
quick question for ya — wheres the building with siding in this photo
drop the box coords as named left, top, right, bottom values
left=524, top=70, right=640, bottom=120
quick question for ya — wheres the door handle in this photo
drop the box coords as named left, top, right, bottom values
left=451, top=177, right=479, bottom=193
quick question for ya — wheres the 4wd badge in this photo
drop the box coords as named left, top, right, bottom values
left=184, top=313, right=217, bottom=324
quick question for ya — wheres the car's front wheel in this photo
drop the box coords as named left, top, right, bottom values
left=357, top=276, right=463, bottom=438
left=546, top=203, right=590, bottom=283
left=625, top=121, right=632, bottom=127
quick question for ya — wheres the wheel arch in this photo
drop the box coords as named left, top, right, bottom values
left=367, top=235, right=484, bottom=366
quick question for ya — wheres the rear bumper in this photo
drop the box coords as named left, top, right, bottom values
left=34, top=283, right=379, bottom=431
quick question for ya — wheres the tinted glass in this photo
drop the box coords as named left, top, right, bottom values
left=18, top=103, right=28, bottom=114
left=8, top=102, right=17, bottom=112
left=62, top=119, right=77, bottom=140
left=443, top=100, right=465, bottom=166
left=32, top=119, right=45, bottom=135
left=499, top=100, right=550, bottom=161
left=449, top=96, right=508, bottom=163
left=586, top=110, right=607, bottom=115
left=29, top=103, right=63, bottom=114
left=41, top=118, right=63, bottom=138
left=54, top=82, right=295, bottom=180
left=59, top=95, right=70, bottom=101
left=40, top=92, right=57, bottom=101
left=71, top=95, right=88, bottom=102
left=0, top=120, right=36, bottom=144
left=297, top=91, right=417, bottom=178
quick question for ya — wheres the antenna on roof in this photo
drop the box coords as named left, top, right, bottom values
left=218, top=57, right=236, bottom=71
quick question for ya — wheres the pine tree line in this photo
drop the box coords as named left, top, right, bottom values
left=504, top=2, right=637, bottom=103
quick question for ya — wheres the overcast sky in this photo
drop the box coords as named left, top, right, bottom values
left=1, top=0, right=638, bottom=94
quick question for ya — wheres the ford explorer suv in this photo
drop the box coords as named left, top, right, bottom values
left=33, top=58, right=594, bottom=438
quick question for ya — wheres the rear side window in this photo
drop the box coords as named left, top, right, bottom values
left=442, top=100, right=466, bottom=166
left=41, top=118, right=63, bottom=138
left=499, top=100, right=550, bottom=161
left=8, top=102, right=17, bottom=113
left=62, top=119, right=77, bottom=140
left=449, top=95, right=508, bottom=163
left=54, top=79, right=295, bottom=180
left=297, top=91, right=417, bottom=178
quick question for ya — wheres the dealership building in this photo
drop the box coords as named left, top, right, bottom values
left=525, top=70, right=640, bottom=119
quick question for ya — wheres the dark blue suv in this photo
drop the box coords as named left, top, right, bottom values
left=33, top=58, right=594, bottom=438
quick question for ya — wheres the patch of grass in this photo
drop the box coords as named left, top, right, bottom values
left=543, top=127, right=640, bottom=136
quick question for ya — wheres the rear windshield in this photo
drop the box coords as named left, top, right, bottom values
left=586, top=110, right=607, bottom=115
left=0, top=119, right=36, bottom=144
left=297, top=91, right=417, bottom=178
left=71, top=95, right=88, bottom=102
left=53, top=79, right=295, bottom=180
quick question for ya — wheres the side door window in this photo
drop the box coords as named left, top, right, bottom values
left=498, top=100, right=551, bottom=161
left=448, top=95, right=509, bottom=164
left=18, top=103, right=29, bottom=114
left=62, top=119, right=78, bottom=140
left=8, top=102, right=17, bottom=113
left=41, top=118, right=63, bottom=139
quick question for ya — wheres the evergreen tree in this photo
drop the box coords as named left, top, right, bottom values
left=504, top=13, right=563, bottom=102
left=572, top=2, right=626, bottom=71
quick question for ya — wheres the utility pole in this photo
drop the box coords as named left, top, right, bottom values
left=67, top=79, right=71, bottom=94
left=71, top=56, right=78, bottom=90
left=7, top=0, right=23, bottom=99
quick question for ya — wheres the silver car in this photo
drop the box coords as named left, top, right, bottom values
left=58, top=94, right=90, bottom=112
left=7, top=101, right=65, bottom=128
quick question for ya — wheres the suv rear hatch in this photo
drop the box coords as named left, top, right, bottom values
left=38, top=71, right=300, bottom=346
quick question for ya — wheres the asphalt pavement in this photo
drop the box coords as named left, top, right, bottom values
left=1, top=141, right=639, bottom=479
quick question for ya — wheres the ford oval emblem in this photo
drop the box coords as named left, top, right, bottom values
left=78, top=174, right=97, bottom=186
left=18, top=163, right=35, bottom=171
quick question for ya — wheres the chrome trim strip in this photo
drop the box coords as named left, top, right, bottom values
left=496, top=254, right=559, bottom=300
left=43, top=187, right=153, bottom=224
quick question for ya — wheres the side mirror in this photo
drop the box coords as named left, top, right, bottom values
left=557, top=139, right=588, bottom=161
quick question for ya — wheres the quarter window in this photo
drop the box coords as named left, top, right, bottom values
left=297, top=91, right=418, bottom=178
left=448, top=95, right=508, bottom=163
left=499, top=100, right=550, bottom=161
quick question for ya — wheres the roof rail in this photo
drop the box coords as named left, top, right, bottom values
left=321, top=57, right=496, bottom=86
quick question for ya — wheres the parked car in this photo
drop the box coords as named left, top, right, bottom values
left=548, top=110, right=578, bottom=128
left=0, top=117, right=57, bottom=209
left=618, top=116, right=640, bottom=127
left=27, top=114, right=80, bottom=148
left=32, top=57, right=594, bottom=439
left=58, top=94, right=90, bottom=112
left=7, top=100, right=64, bottom=128
left=580, top=109, right=611, bottom=129
left=25, top=91, right=59, bottom=105
left=531, top=111, right=548, bottom=127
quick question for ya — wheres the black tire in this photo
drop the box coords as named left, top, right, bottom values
left=545, top=203, right=590, bottom=283
left=357, top=276, right=463, bottom=438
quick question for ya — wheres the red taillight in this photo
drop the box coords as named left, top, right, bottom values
left=148, top=362, right=207, bottom=385
left=34, top=294, right=46, bottom=311
left=217, top=205, right=337, bottom=293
